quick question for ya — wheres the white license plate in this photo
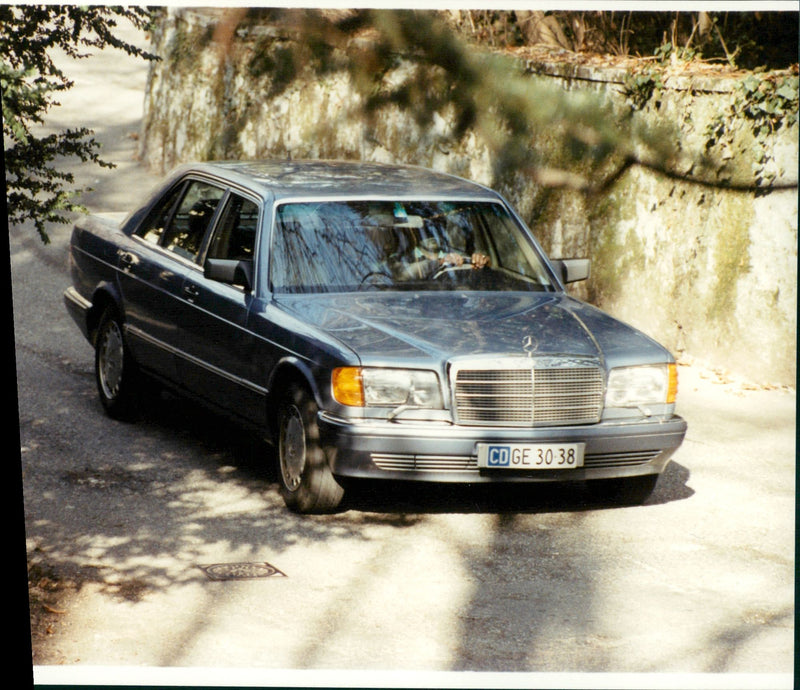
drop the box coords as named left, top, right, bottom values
left=477, top=443, right=585, bottom=469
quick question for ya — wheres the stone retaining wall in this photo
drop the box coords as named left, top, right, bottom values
left=139, top=8, right=798, bottom=385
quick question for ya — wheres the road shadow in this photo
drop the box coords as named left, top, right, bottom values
left=22, top=340, right=702, bottom=670
left=133, top=385, right=279, bottom=483
left=134, top=387, right=695, bottom=518
left=342, top=459, right=694, bottom=515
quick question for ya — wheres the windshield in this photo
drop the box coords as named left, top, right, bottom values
left=269, top=200, right=555, bottom=294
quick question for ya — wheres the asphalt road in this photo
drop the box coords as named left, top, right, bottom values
left=13, top=22, right=795, bottom=690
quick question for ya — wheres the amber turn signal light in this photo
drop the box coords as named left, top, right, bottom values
left=667, top=363, right=678, bottom=404
left=332, top=367, right=364, bottom=406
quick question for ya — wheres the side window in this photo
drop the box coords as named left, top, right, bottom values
left=162, top=181, right=226, bottom=262
left=134, top=182, right=186, bottom=245
left=206, top=194, right=259, bottom=262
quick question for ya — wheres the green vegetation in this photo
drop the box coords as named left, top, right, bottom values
left=586, top=188, right=645, bottom=306
left=1, top=5, right=157, bottom=242
left=5, top=7, right=798, bottom=242
left=706, top=73, right=799, bottom=188
left=708, top=196, right=753, bottom=328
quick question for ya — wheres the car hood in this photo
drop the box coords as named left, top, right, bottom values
left=274, top=292, right=669, bottom=368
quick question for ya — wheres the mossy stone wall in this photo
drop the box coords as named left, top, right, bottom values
left=140, top=9, right=798, bottom=386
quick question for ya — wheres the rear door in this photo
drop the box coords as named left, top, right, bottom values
left=118, top=177, right=226, bottom=384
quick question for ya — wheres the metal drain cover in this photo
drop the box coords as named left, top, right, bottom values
left=198, top=562, right=286, bottom=581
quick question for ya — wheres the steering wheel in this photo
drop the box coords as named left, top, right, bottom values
left=432, top=259, right=472, bottom=280
left=358, top=270, right=394, bottom=290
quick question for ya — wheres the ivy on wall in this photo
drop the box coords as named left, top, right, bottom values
left=621, top=46, right=798, bottom=191
left=706, top=73, right=799, bottom=187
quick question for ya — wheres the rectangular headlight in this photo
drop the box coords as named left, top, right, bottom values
left=333, top=367, right=443, bottom=408
left=606, top=363, right=677, bottom=408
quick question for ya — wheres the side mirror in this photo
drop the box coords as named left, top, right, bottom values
left=551, top=258, right=590, bottom=284
left=204, top=258, right=254, bottom=291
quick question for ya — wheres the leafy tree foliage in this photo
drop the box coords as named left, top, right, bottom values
left=1, top=5, right=156, bottom=243
left=220, top=9, right=721, bottom=191
left=234, top=9, right=795, bottom=193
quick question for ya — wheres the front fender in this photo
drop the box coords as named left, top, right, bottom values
left=267, top=356, right=322, bottom=409
left=86, top=281, right=125, bottom=344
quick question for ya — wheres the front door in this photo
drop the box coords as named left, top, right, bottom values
left=173, top=191, right=267, bottom=425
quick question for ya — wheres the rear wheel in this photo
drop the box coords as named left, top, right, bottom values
left=277, top=384, right=345, bottom=513
left=94, top=308, right=140, bottom=420
left=588, top=474, right=659, bottom=505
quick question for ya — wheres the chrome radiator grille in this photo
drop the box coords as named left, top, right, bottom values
left=451, top=358, right=604, bottom=427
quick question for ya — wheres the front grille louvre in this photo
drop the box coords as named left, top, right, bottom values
left=452, top=360, right=604, bottom=427
left=583, top=450, right=660, bottom=468
left=371, top=451, right=659, bottom=473
left=372, top=453, right=476, bottom=472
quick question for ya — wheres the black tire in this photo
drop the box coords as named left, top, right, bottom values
left=94, top=308, right=141, bottom=420
left=276, top=384, right=345, bottom=514
left=588, top=474, right=659, bottom=505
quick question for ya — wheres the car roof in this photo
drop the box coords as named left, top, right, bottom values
left=181, top=160, right=502, bottom=202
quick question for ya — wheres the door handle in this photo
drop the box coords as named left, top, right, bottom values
left=183, top=283, right=200, bottom=302
left=118, top=251, right=137, bottom=270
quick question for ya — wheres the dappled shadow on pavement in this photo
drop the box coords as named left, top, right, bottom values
left=22, top=340, right=696, bottom=667
left=341, top=462, right=693, bottom=672
left=449, top=511, right=600, bottom=672
left=23, top=367, right=375, bottom=591
left=28, top=373, right=698, bottom=579
left=129, top=385, right=694, bottom=521
left=701, top=606, right=795, bottom=673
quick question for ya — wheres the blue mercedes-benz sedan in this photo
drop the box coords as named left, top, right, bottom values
left=64, top=160, right=686, bottom=513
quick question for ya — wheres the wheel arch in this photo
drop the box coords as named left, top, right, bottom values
left=269, top=359, right=345, bottom=514
left=86, top=283, right=124, bottom=346
left=265, top=357, right=324, bottom=439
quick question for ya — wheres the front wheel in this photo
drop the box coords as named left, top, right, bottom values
left=277, top=384, right=345, bottom=514
left=94, top=308, right=141, bottom=420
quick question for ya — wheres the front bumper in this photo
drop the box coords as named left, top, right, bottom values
left=320, top=413, right=687, bottom=483
left=63, top=286, right=92, bottom=342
